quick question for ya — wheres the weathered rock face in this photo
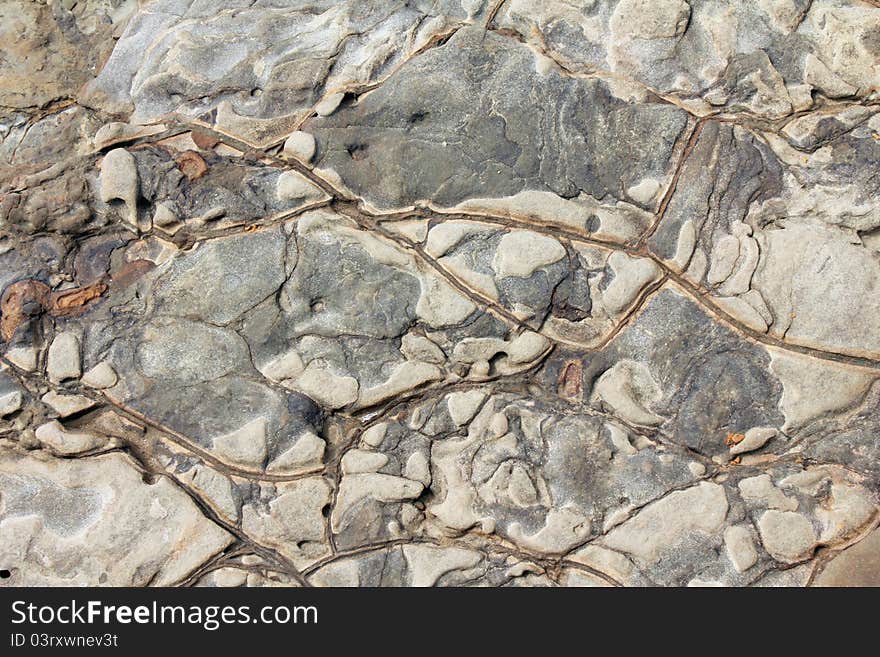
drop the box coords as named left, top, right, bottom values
left=1, top=0, right=878, bottom=588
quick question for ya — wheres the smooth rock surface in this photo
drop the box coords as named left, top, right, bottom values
left=1, top=0, right=878, bottom=589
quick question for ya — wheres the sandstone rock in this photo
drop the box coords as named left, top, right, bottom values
left=757, top=510, right=817, bottom=563
left=0, top=390, right=22, bottom=417
left=241, top=478, right=332, bottom=568
left=499, top=0, right=879, bottom=118
left=813, top=529, right=880, bottom=587
left=591, top=360, right=664, bottom=427
left=81, top=361, right=118, bottom=389
left=212, top=418, right=268, bottom=469
left=492, top=231, right=566, bottom=279
left=4, top=0, right=878, bottom=589
left=739, top=474, right=799, bottom=512
left=40, top=391, right=95, bottom=418
left=34, top=420, right=106, bottom=455
left=446, top=390, right=486, bottom=426
left=99, top=148, right=139, bottom=227
left=341, top=449, right=389, bottom=475
left=4, top=347, right=38, bottom=373
left=0, top=450, right=232, bottom=585
left=729, top=427, right=778, bottom=456
left=314, top=93, right=345, bottom=117
left=46, top=332, right=81, bottom=383
left=602, top=482, right=729, bottom=564
left=283, top=132, right=317, bottom=163
left=275, top=171, right=323, bottom=202
left=724, top=525, right=759, bottom=573
left=402, top=545, right=483, bottom=587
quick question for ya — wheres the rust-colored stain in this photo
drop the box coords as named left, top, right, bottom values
left=48, top=282, right=108, bottom=317
left=0, top=280, right=50, bottom=341
left=110, top=259, right=156, bottom=288
left=175, top=150, right=209, bottom=180
left=557, top=360, right=583, bottom=401
left=1, top=280, right=107, bottom=342
left=191, top=130, right=220, bottom=150
left=725, top=432, right=745, bottom=446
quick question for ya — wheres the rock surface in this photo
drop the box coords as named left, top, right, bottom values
left=1, top=0, right=878, bottom=588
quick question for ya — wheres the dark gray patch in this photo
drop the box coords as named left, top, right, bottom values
left=308, top=27, right=687, bottom=210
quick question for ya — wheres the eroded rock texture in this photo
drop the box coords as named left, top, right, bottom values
left=1, top=0, right=879, bottom=588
